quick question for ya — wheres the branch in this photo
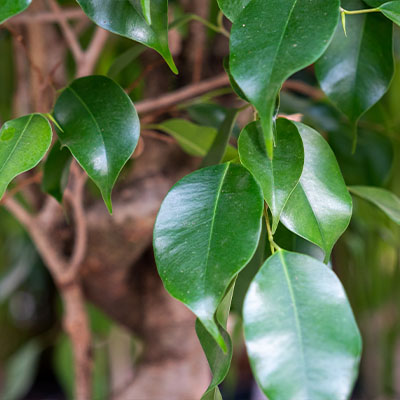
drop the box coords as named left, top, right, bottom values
left=8, top=8, right=86, bottom=24
left=47, top=0, right=84, bottom=64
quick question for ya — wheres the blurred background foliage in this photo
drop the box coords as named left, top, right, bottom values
left=0, top=1, right=399, bottom=399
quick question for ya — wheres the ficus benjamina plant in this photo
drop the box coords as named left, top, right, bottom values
left=1, top=0, right=400, bottom=399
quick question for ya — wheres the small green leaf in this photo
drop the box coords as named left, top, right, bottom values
left=238, top=119, right=304, bottom=232
left=0, top=114, right=52, bottom=200
left=315, top=0, right=394, bottom=125
left=0, top=0, right=31, bottom=24
left=76, top=0, right=177, bottom=74
left=201, top=109, right=239, bottom=167
left=141, top=0, right=152, bottom=24
left=280, top=122, right=352, bottom=261
left=154, top=163, right=263, bottom=349
left=196, top=280, right=236, bottom=400
left=217, top=0, right=251, bottom=22
left=349, top=186, right=400, bottom=224
left=230, top=0, right=340, bottom=157
left=379, top=1, right=400, bottom=26
left=244, top=250, right=362, bottom=400
left=150, top=119, right=237, bottom=161
left=53, top=76, right=140, bottom=213
left=41, top=141, right=72, bottom=203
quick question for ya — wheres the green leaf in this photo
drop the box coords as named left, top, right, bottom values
left=217, top=0, right=251, bottom=22
left=201, top=109, right=239, bottom=167
left=107, top=45, right=146, bottom=80
left=364, top=0, right=388, bottom=6
left=229, top=0, right=340, bottom=158
left=53, top=76, right=140, bottom=213
left=349, top=186, right=400, bottom=224
left=238, top=119, right=304, bottom=232
left=196, top=279, right=236, bottom=400
left=41, top=141, right=72, bottom=203
left=244, top=250, right=362, bottom=400
left=0, top=0, right=31, bottom=24
left=149, top=119, right=237, bottom=161
left=154, top=163, right=263, bottom=349
left=141, top=0, right=152, bottom=24
left=379, top=1, right=400, bottom=26
left=315, top=0, right=394, bottom=125
left=280, top=122, right=352, bottom=261
left=76, top=0, right=177, bottom=74
left=0, top=114, right=52, bottom=200
left=223, top=56, right=248, bottom=102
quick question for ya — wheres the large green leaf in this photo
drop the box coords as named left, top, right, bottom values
left=379, top=1, right=400, bottom=26
left=238, top=119, right=304, bottom=232
left=0, top=0, right=31, bottom=24
left=280, top=122, right=352, bottom=261
left=244, top=250, right=362, bottom=400
left=154, top=163, right=263, bottom=349
left=196, top=280, right=236, bottom=400
left=41, top=141, right=72, bottom=203
left=315, top=0, right=394, bottom=125
left=76, top=0, right=177, bottom=74
left=149, top=119, right=237, bottom=161
left=0, top=114, right=52, bottom=200
left=217, top=0, right=251, bottom=22
left=349, top=186, right=400, bottom=225
left=229, top=0, right=339, bottom=158
left=53, top=75, right=140, bottom=213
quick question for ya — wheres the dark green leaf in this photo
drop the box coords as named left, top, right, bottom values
left=53, top=76, right=140, bottom=213
left=280, top=122, right=352, bottom=261
left=76, top=0, right=177, bottom=73
left=0, top=114, right=52, bottom=200
left=364, top=0, right=388, bottom=6
left=223, top=56, right=248, bottom=102
left=107, top=45, right=146, bottom=80
left=315, top=0, right=394, bottom=124
left=238, top=119, right=304, bottom=232
left=201, top=109, right=239, bottom=167
left=244, top=250, right=362, bottom=400
left=379, top=1, right=400, bottom=26
left=41, top=141, right=72, bottom=203
left=349, top=186, right=400, bottom=224
left=0, top=0, right=31, bottom=24
left=154, top=163, right=263, bottom=349
left=150, top=119, right=237, bottom=161
left=230, top=0, right=339, bottom=157
left=217, top=0, right=251, bottom=22
left=196, top=280, right=236, bottom=400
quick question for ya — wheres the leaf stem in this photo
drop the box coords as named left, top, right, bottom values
left=264, top=204, right=281, bottom=254
left=340, top=7, right=380, bottom=15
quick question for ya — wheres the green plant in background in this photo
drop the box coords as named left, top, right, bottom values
left=1, top=0, right=400, bottom=399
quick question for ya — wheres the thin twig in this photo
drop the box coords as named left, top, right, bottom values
left=47, top=0, right=84, bottom=64
left=7, top=8, right=86, bottom=24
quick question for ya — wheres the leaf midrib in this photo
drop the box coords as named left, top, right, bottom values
left=66, top=86, right=110, bottom=190
left=278, top=251, right=310, bottom=396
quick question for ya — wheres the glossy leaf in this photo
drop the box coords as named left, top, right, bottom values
left=53, top=76, right=140, bottom=213
left=379, top=2, right=400, bottom=26
left=244, top=250, right=362, bottom=400
left=315, top=0, right=394, bottom=124
left=349, top=186, right=400, bottom=224
left=149, top=119, right=237, bottom=161
left=0, top=114, right=52, bottom=200
left=0, top=0, right=31, bottom=24
left=280, top=122, right=352, bottom=261
left=239, top=119, right=304, bottom=232
left=201, top=109, right=239, bottom=167
left=223, top=56, right=248, bottom=102
left=154, top=163, right=263, bottom=349
left=217, top=0, right=251, bottom=22
left=41, top=141, right=72, bottom=203
left=230, top=0, right=339, bottom=157
left=196, top=280, right=236, bottom=400
left=76, top=0, right=177, bottom=74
